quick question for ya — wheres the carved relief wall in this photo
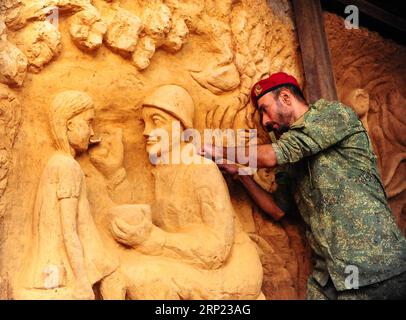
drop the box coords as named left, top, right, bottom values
left=0, top=0, right=311, bottom=299
left=324, top=13, right=406, bottom=234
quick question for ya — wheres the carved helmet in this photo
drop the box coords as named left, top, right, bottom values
left=142, top=85, right=195, bottom=129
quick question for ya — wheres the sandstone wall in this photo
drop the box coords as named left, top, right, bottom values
left=324, top=12, right=406, bottom=235
left=0, top=0, right=310, bottom=299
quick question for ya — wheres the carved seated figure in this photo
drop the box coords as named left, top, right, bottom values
left=99, top=85, right=264, bottom=300
left=16, top=90, right=117, bottom=299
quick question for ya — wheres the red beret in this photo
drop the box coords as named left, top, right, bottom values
left=251, top=72, right=301, bottom=106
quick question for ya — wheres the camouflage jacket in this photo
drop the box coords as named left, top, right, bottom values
left=272, top=99, right=406, bottom=291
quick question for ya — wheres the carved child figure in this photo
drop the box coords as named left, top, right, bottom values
left=16, top=90, right=117, bottom=299
left=98, top=85, right=264, bottom=300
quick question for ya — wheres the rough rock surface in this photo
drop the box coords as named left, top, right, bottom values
left=70, top=7, right=107, bottom=51
left=0, top=39, right=28, bottom=87
left=15, top=20, right=62, bottom=73
left=104, top=8, right=143, bottom=55
left=325, top=13, right=406, bottom=234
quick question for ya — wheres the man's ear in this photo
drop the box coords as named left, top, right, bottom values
left=280, top=89, right=291, bottom=105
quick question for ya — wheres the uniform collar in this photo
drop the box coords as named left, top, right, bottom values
left=290, top=107, right=310, bottom=129
left=290, top=114, right=305, bottom=128
left=289, top=99, right=327, bottom=129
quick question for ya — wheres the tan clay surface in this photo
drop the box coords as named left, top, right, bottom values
left=1, top=0, right=310, bottom=299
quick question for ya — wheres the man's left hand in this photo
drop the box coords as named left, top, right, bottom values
left=217, top=162, right=240, bottom=179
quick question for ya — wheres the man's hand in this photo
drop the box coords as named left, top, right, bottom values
left=201, top=143, right=277, bottom=169
left=199, top=143, right=224, bottom=161
left=217, top=162, right=240, bottom=178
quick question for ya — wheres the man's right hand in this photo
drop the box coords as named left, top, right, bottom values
left=199, top=143, right=224, bottom=161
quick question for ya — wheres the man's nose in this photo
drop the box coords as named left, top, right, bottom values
left=90, top=126, right=95, bottom=137
left=262, top=113, right=271, bottom=128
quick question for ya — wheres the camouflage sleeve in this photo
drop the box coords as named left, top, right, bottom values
left=272, top=102, right=362, bottom=165
left=271, top=129, right=322, bottom=165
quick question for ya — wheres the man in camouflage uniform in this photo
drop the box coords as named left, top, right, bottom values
left=202, top=72, right=406, bottom=299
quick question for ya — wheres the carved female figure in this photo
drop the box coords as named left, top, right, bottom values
left=16, top=91, right=117, bottom=299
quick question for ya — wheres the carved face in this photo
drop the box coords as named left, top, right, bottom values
left=142, top=106, right=182, bottom=159
left=67, top=109, right=95, bottom=153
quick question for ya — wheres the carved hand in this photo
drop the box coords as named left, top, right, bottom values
left=109, top=204, right=153, bottom=247
left=89, top=127, right=125, bottom=179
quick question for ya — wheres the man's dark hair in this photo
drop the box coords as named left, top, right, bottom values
left=271, top=84, right=307, bottom=104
